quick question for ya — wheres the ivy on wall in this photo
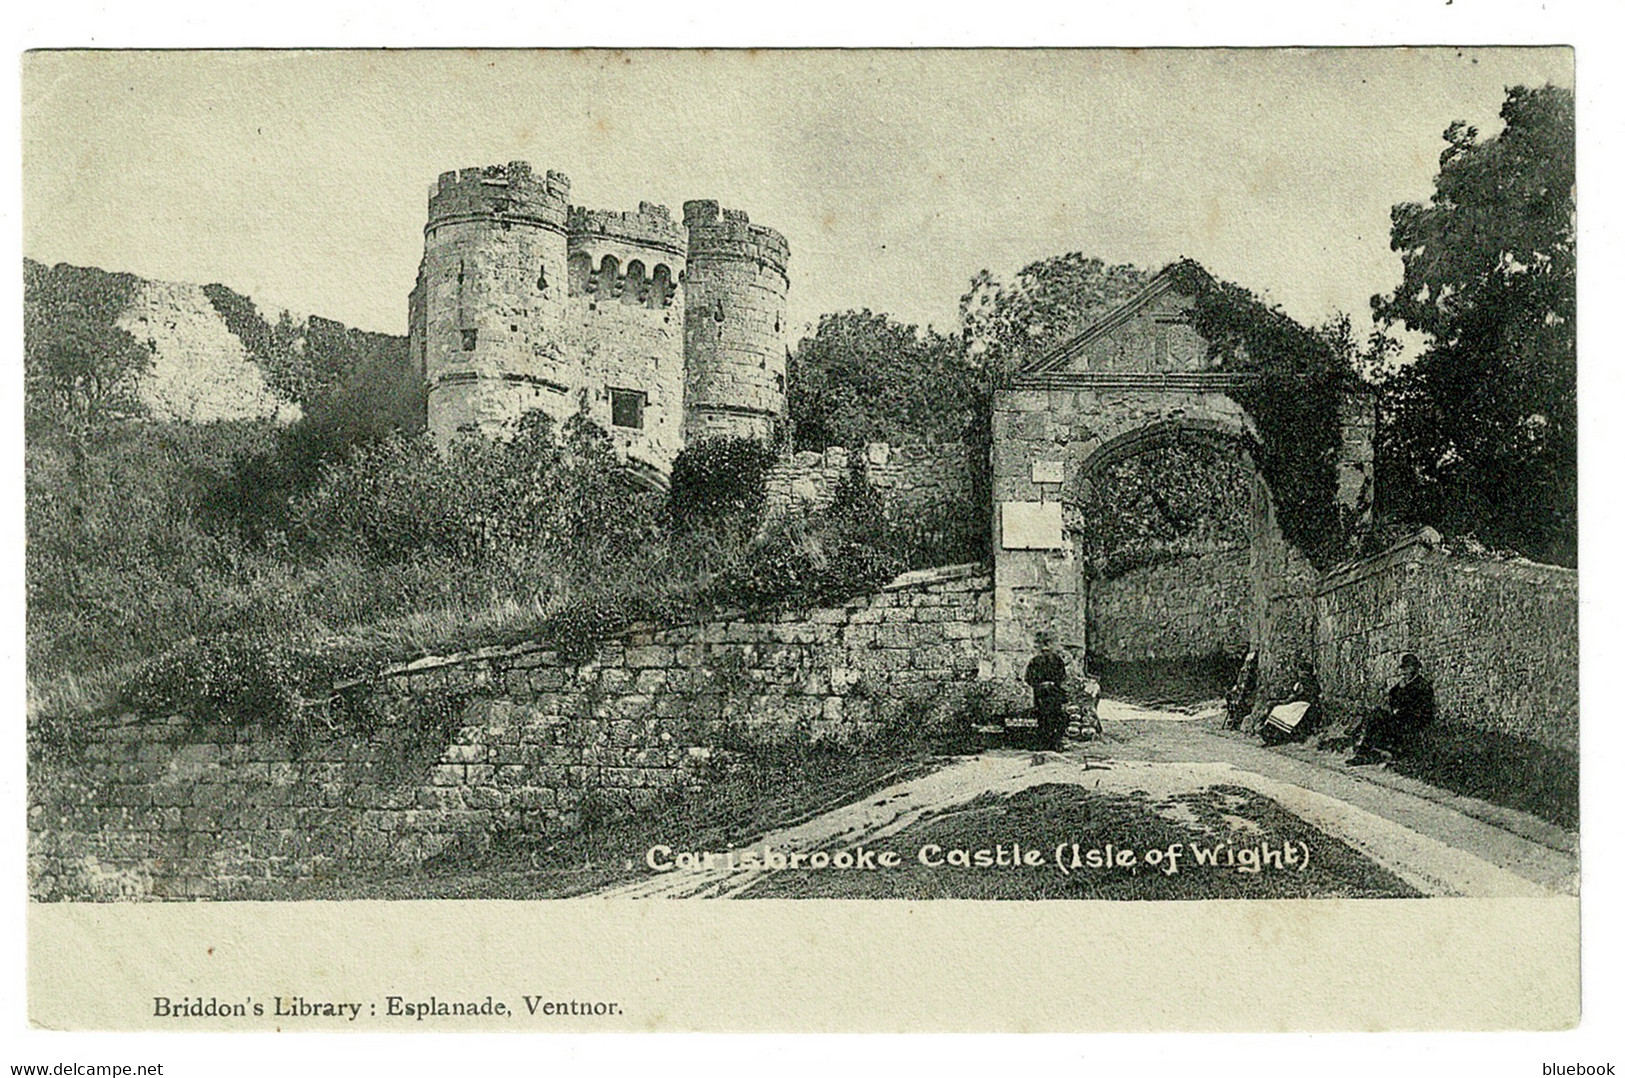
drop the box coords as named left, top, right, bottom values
left=1181, top=263, right=1350, bottom=569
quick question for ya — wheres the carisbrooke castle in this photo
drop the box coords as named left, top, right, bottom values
left=407, top=161, right=790, bottom=481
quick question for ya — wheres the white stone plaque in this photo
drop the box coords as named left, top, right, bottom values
left=1001, top=500, right=1065, bottom=549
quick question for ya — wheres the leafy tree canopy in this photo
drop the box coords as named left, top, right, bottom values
left=1371, top=83, right=1575, bottom=565
left=787, top=309, right=977, bottom=451
left=24, top=260, right=154, bottom=437
left=960, top=253, right=1148, bottom=377
left=1072, top=440, right=1254, bottom=578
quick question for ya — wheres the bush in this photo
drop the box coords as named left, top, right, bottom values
left=120, top=637, right=301, bottom=726
left=667, top=436, right=777, bottom=534
left=710, top=514, right=901, bottom=614
left=289, top=410, right=661, bottom=567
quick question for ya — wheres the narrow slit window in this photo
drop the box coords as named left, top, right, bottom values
left=610, top=388, right=646, bottom=430
left=461, top=328, right=479, bottom=351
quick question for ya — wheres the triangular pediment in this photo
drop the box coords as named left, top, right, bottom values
left=1021, top=259, right=1215, bottom=376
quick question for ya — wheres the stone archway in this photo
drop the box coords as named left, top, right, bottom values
left=987, top=261, right=1369, bottom=698
left=1070, top=418, right=1305, bottom=690
left=991, top=380, right=1315, bottom=692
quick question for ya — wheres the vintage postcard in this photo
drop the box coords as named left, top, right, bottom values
left=21, top=47, right=1580, bottom=1033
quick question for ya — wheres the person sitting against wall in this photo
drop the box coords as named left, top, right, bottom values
left=1070, top=657, right=1104, bottom=741
left=1258, top=656, right=1322, bottom=747
left=1224, top=650, right=1259, bottom=730
left=1347, top=653, right=1436, bottom=766
left=1024, top=630, right=1069, bottom=752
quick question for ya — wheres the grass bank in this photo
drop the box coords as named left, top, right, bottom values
left=277, top=706, right=983, bottom=901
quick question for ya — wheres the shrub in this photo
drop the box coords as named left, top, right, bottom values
left=120, top=636, right=301, bottom=726
left=667, top=436, right=777, bottom=534
left=288, top=410, right=660, bottom=567
left=825, top=455, right=887, bottom=534
left=712, top=513, right=902, bottom=613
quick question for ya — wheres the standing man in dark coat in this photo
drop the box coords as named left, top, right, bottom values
left=1348, top=653, right=1436, bottom=765
left=1025, top=630, right=1068, bottom=751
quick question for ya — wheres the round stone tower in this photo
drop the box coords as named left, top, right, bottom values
left=681, top=200, right=790, bottom=444
left=414, top=162, right=574, bottom=446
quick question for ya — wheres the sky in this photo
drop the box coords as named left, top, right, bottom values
left=22, top=48, right=1572, bottom=344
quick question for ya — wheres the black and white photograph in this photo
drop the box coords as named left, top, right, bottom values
left=17, top=43, right=1592, bottom=1039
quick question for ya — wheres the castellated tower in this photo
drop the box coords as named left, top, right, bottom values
left=409, top=166, right=788, bottom=475
left=681, top=201, right=791, bottom=444
left=560, top=202, right=687, bottom=475
left=412, top=162, right=575, bottom=447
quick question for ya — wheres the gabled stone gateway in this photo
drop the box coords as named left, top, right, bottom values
left=990, top=260, right=1374, bottom=690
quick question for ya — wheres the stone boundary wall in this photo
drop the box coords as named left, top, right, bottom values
left=1313, top=529, right=1578, bottom=753
left=30, top=564, right=993, bottom=901
left=764, top=442, right=975, bottom=518
left=1086, top=547, right=1251, bottom=662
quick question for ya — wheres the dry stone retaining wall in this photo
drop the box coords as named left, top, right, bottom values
left=764, top=442, right=975, bottom=518
left=30, top=565, right=992, bottom=901
left=1086, top=547, right=1251, bottom=662
left=1313, top=530, right=1578, bottom=753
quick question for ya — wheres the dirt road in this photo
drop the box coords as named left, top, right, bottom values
left=596, top=700, right=1577, bottom=899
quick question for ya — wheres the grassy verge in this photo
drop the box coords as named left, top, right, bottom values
left=743, top=782, right=1421, bottom=900
left=1387, top=725, right=1578, bottom=831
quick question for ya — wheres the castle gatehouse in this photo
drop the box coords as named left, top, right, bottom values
left=407, top=162, right=791, bottom=475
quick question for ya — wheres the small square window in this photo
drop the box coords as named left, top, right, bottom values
left=610, top=388, right=646, bottom=430
left=461, top=328, right=479, bottom=351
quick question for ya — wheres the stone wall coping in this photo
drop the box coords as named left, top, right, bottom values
left=881, top=562, right=986, bottom=591
left=1434, top=554, right=1578, bottom=587
left=354, top=562, right=992, bottom=684
left=1316, top=526, right=1575, bottom=598
left=1314, top=527, right=1441, bottom=596
left=774, top=440, right=968, bottom=468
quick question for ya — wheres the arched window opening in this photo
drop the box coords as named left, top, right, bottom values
left=568, top=252, right=592, bottom=296
left=650, top=264, right=674, bottom=308
left=622, top=260, right=647, bottom=306
left=595, top=254, right=621, bottom=300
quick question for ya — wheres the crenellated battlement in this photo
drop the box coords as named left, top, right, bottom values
left=427, top=161, right=571, bottom=231
left=567, top=201, right=686, bottom=255
left=683, top=199, right=790, bottom=277
left=415, top=165, right=789, bottom=461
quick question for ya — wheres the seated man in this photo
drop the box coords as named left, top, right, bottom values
left=1259, top=657, right=1322, bottom=747
left=1224, top=650, right=1259, bottom=730
left=1024, top=630, right=1069, bottom=752
left=1348, top=653, right=1435, bottom=765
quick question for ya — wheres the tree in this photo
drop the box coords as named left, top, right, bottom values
left=959, top=253, right=1148, bottom=378
left=1371, top=84, right=1576, bottom=565
left=1071, top=440, right=1255, bottom=576
left=24, top=260, right=153, bottom=436
left=787, top=310, right=977, bottom=450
